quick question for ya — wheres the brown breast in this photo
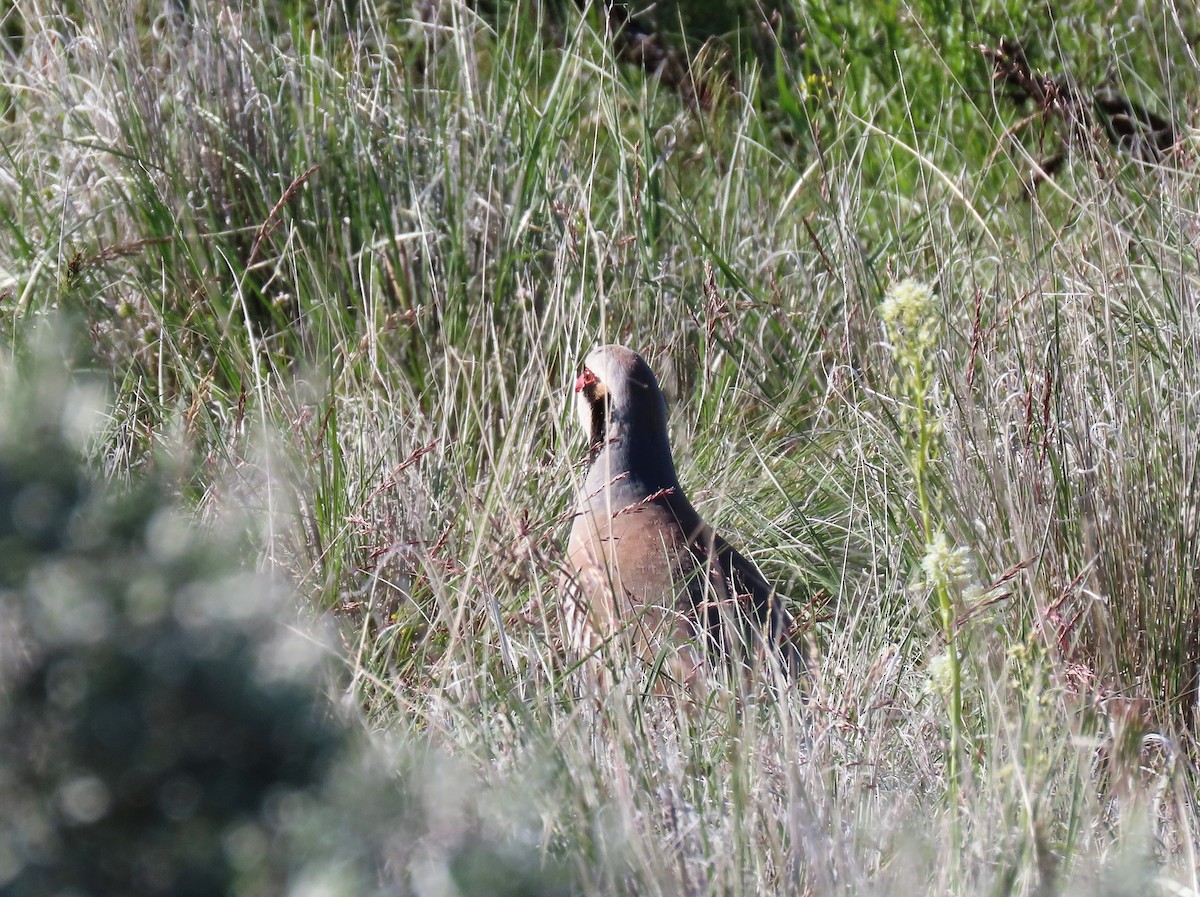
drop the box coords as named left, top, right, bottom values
left=564, top=496, right=715, bottom=676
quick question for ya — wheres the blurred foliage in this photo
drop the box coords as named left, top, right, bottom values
left=0, top=332, right=569, bottom=896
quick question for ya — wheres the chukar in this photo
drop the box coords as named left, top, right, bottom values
left=562, top=344, right=800, bottom=684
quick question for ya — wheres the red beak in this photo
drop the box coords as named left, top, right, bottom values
left=575, top=368, right=597, bottom=393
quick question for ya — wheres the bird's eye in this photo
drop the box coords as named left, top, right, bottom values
left=574, top=368, right=598, bottom=393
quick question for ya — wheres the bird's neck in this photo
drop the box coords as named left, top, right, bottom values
left=581, top=417, right=681, bottom=511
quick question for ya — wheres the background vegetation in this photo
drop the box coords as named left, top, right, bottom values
left=2, top=0, right=1200, bottom=893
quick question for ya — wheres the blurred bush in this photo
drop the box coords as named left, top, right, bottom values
left=0, top=334, right=568, bottom=896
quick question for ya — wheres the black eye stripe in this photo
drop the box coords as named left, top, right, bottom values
left=588, top=387, right=609, bottom=450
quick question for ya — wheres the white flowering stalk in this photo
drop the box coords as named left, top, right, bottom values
left=881, top=279, right=939, bottom=528
left=881, top=279, right=968, bottom=826
left=918, top=532, right=981, bottom=706
left=880, top=279, right=938, bottom=373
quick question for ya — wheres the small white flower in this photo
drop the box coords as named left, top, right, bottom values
left=924, top=650, right=954, bottom=699
left=880, top=279, right=936, bottom=336
left=921, top=532, right=974, bottom=588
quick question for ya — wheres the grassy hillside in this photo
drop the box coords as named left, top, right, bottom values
left=3, top=0, right=1200, bottom=893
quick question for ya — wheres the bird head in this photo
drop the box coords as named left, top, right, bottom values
left=574, top=345, right=669, bottom=456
